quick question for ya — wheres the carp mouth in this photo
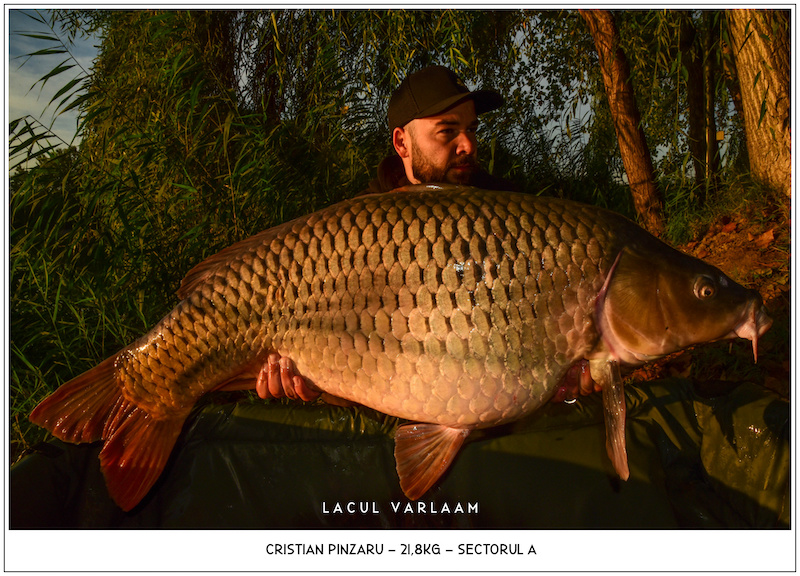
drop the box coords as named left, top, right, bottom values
left=731, top=301, right=773, bottom=362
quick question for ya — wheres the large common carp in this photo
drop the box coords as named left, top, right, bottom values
left=30, top=184, right=772, bottom=511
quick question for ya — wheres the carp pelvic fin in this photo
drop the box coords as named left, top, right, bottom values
left=394, top=423, right=470, bottom=500
left=590, top=359, right=630, bottom=481
left=29, top=353, right=185, bottom=511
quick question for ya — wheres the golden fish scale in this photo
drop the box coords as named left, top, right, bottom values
left=115, top=188, right=615, bottom=428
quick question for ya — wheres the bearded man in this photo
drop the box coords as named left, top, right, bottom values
left=364, top=65, right=515, bottom=194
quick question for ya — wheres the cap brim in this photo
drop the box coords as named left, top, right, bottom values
left=413, top=89, right=504, bottom=123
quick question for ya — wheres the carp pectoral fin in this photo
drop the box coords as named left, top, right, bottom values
left=29, top=353, right=185, bottom=511
left=590, top=359, right=630, bottom=480
left=394, top=423, right=470, bottom=500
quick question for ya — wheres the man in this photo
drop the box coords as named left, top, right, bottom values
left=364, top=65, right=515, bottom=194
left=257, top=65, right=515, bottom=401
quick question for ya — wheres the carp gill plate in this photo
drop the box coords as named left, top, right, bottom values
left=29, top=184, right=772, bottom=511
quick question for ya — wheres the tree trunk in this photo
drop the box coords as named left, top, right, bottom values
left=703, top=11, right=720, bottom=197
left=580, top=9, right=664, bottom=236
left=198, top=11, right=237, bottom=96
left=680, top=13, right=707, bottom=192
left=720, top=35, right=745, bottom=119
left=726, top=9, right=791, bottom=197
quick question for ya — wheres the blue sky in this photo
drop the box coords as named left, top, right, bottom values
left=7, top=8, right=99, bottom=149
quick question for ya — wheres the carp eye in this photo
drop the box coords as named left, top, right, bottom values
left=693, top=276, right=717, bottom=300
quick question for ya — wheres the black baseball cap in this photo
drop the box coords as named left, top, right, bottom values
left=387, top=66, right=504, bottom=130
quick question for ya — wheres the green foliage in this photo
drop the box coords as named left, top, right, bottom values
left=10, top=147, right=150, bottom=455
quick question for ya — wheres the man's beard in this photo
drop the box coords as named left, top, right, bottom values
left=410, top=142, right=476, bottom=185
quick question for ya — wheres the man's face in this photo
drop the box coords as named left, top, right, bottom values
left=404, top=99, right=479, bottom=185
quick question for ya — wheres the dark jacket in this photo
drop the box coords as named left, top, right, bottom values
left=361, top=155, right=518, bottom=196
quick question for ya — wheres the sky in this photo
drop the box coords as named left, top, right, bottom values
left=7, top=8, right=99, bottom=155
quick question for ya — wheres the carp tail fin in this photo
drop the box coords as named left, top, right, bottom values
left=29, top=353, right=185, bottom=511
left=99, top=405, right=183, bottom=511
left=29, top=355, right=119, bottom=443
left=394, top=423, right=470, bottom=500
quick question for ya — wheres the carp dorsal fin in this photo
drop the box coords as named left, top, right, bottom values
left=394, top=423, right=470, bottom=500
left=590, top=358, right=630, bottom=480
left=177, top=228, right=280, bottom=299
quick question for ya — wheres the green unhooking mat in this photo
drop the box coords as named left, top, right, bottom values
left=10, top=377, right=790, bottom=528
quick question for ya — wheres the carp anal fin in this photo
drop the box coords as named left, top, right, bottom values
left=394, top=423, right=470, bottom=500
left=591, top=359, right=630, bottom=481
left=29, top=353, right=185, bottom=511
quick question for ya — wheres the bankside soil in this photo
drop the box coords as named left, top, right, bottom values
left=631, top=196, right=791, bottom=399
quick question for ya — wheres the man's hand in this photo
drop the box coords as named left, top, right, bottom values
left=551, top=360, right=601, bottom=403
left=256, top=353, right=321, bottom=402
